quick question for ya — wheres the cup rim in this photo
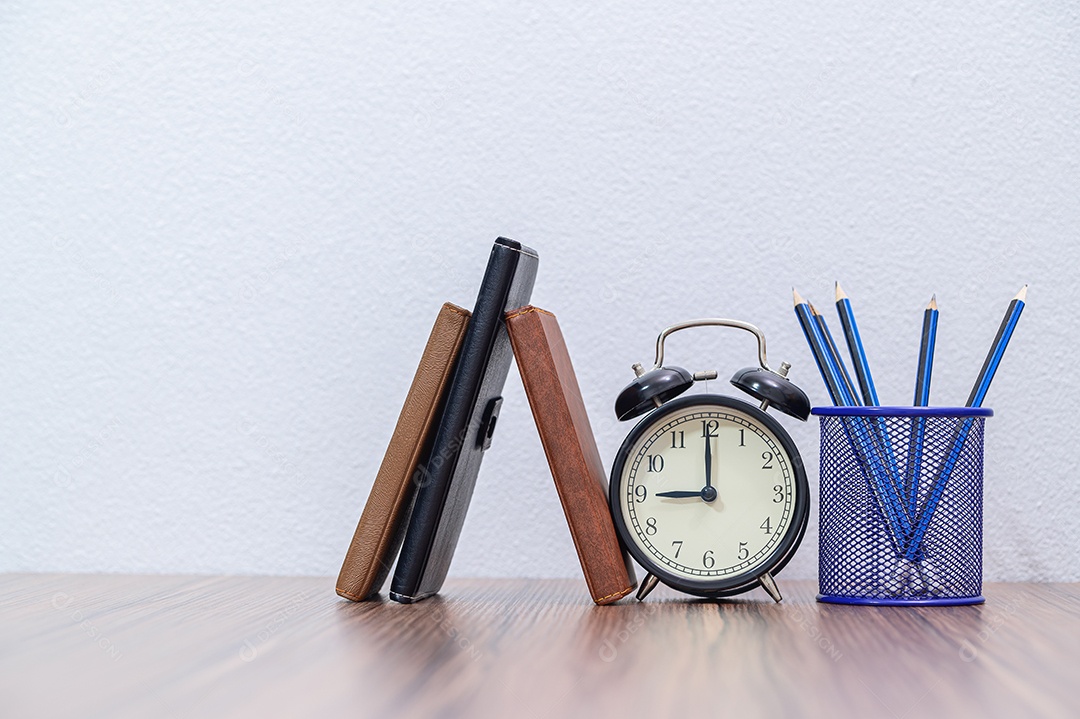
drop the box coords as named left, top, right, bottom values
left=811, top=406, right=994, bottom=418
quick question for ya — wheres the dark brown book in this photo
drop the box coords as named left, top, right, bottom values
left=336, top=302, right=470, bottom=601
left=506, top=306, right=637, bottom=604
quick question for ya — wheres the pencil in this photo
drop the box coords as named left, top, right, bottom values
left=835, top=282, right=879, bottom=406
left=793, top=290, right=846, bottom=405
left=811, top=303, right=861, bottom=407
left=833, top=282, right=910, bottom=529
left=905, top=285, right=1028, bottom=558
left=826, top=296, right=913, bottom=525
left=906, top=295, right=938, bottom=519
left=966, top=285, right=1027, bottom=407
left=795, top=289, right=910, bottom=543
left=914, top=295, right=939, bottom=407
left=815, top=298, right=908, bottom=524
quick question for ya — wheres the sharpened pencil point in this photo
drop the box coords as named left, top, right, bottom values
left=835, top=281, right=848, bottom=302
left=928, top=295, right=938, bottom=311
left=809, top=303, right=823, bottom=316
left=793, top=288, right=807, bottom=306
left=1015, top=284, right=1028, bottom=302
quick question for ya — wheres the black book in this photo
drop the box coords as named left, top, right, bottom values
left=389, top=238, right=539, bottom=603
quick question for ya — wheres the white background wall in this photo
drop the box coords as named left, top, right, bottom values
left=3, top=2, right=1076, bottom=583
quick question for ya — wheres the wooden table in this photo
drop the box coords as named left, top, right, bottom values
left=1, top=575, right=1076, bottom=718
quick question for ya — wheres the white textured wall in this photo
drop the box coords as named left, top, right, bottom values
left=2, top=2, right=1076, bottom=583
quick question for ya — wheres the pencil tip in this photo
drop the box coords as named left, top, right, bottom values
left=809, top=302, right=821, bottom=316
left=1015, top=284, right=1028, bottom=302
left=928, top=295, right=938, bottom=311
left=835, top=281, right=847, bottom=302
left=793, top=288, right=806, bottom=306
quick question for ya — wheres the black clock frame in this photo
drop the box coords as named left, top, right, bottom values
left=609, top=393, right=809, bottom=599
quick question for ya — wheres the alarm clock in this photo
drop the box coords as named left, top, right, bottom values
left=609, top=318, right=811, bottom=602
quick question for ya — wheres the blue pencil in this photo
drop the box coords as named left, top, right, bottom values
left=906, top=295, right=938, bottom=517
left=966, top=286, right=1027, bottom=407
left=835, top=282, right=908, bottom=518
left=913, top=295, right=939, bottom=407
left=815, top=300, right=910, bottom=527
left=811, top=303, right=861, bottom=406
left=905, top=285, right=1027, bottom=558
left=795, top=290, right=910, bottom=544
left=835, top=282, right=879, bottom=406
left=828, top=287, right=911, bottom=527
left=793, top=289, right=847, bottom=405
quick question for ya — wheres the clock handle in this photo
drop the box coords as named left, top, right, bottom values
left=759, top=572, right=783, bottom=603
left=652, top=318, right=774, bottom=373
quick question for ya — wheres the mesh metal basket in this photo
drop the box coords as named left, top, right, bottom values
left=814, top=407, right=991, bottom=606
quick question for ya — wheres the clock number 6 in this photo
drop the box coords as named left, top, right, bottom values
left=703, top=550, right=715, bottom=569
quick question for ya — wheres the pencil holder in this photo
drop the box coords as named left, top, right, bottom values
left=814, top=407, right=992, bottom=606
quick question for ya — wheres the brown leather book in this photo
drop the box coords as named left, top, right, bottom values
left=506, top=306, right=637, bottom=605
left=336, top=302, right=470, bottom=601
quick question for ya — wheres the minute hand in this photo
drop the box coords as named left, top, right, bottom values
left=704, top=432, right=713, bottom=489
left=701, top=429, right=718, bottom=503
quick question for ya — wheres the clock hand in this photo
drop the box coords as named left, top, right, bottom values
left=655, top=490, right=701, bottom=498
left=704, top=431, right=713, bottom=490
left=701, top=429, right=718, bottom=503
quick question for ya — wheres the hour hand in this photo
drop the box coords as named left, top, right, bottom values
left=655, top=490, right=701, bottom=498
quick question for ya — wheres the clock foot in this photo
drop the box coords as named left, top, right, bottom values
left=636, top=573, right=659, bottom=601
left=759, top=572, right=782, bottom=603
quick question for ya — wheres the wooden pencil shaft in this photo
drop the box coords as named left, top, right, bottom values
left=914, top=308, right=938, bottom=407
left=836, top=298, right=879, bottom=406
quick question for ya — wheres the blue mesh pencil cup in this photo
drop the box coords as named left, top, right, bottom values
left=814, top=406, right=991, bottom=606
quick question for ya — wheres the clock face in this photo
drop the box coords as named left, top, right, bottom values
left=611, top=394, right=807, bottom=595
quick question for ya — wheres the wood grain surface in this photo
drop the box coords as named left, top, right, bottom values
left=1, top=575, right=1077, bottom=718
